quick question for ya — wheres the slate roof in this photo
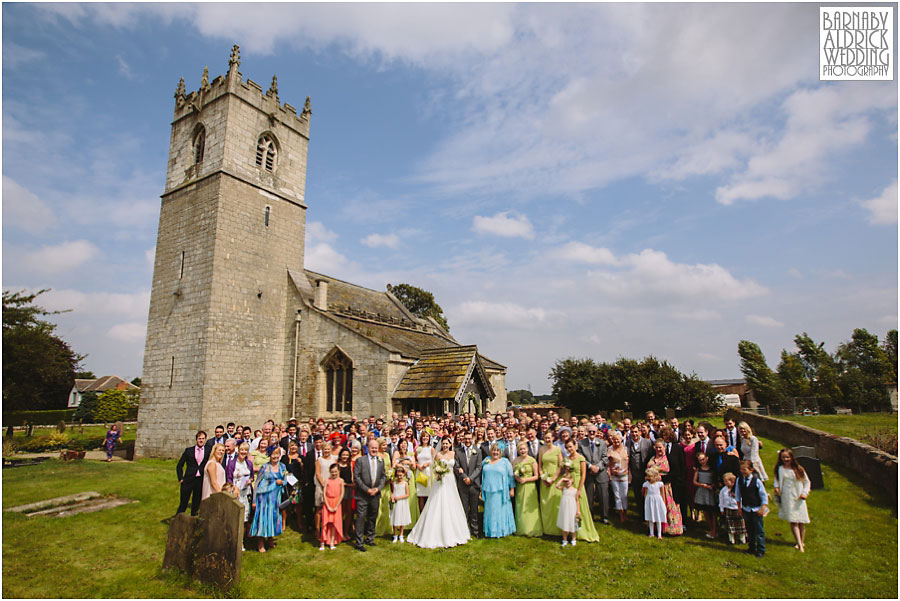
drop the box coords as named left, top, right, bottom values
left=75, top=375, right=139, bottom=392
left=393, top=346, right=495, bottom=401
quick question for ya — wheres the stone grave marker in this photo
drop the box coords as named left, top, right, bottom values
left=610, top=410, right=624, bottom=423
left=795, top=456, right=825, bottom=490
left=162, top=492, right=243, bottom=591
left=792, top=446, right=816, bottom=459
left=665, top=408, right=676, bottom=419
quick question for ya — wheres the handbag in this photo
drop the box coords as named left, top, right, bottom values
left=415, top=470, right=428, bottom=486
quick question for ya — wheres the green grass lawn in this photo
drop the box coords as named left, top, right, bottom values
left=2, top=430, right=897, bottom=599
left=776, top=412, right=897, bottom=442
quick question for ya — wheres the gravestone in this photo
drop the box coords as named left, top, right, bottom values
left=57, top=420, right=67, bottom=434
left=610, top=410, right=624, bottom=423
left=162, top=513, right=200, bottom=574
left=792, top=446, right=816, bottom=459
left=5, top=424, right=13, bottom=438
left=194, top=492, right=244, bottom=589
left=162, top=492, right=243, bottom=590
left=665, top=408, right=676, bottom=419
left=795, top=456, right=824, bottom=490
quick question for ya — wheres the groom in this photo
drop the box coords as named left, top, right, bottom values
left=353, top=439, right=385, bottom=551
left=455, top=431, right=483, bottom=537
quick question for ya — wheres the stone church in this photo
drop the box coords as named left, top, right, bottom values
left=135, top=47, right=506, bottom=458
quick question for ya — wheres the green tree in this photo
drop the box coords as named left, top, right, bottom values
left=93, top=389, right=131, bottom=423
left=793, top=332, right=842, bottom=411
left=836, top=328, right=891, bottom=412
left=72, top=391, right=99, bottom=422
left=882, top=329, right=897, bottom=384
left=737, top=340, right=784, bottom=411
left=507, top=389, right=535, bottom=405
left=777, top=351, right=809, bottom=399
left=386, top=283, right=449, bottom=331
left=2, top=290, right=84, bottom=411
left=549, top=358, right=599, bottom=415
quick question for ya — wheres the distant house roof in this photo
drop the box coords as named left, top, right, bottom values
left=705, top=379, right=746, bottom=387
left=393, top=346, right=495, bottom=402
left=75, top=375, right=139, bottom=393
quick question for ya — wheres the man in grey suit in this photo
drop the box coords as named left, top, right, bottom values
left=625, top=425, right=653, bottom=521
left=352, top=439, right=385, bottom=551
left=455, top=431, right=483, bottom=537
left=577, top=425, right=610, bottom=524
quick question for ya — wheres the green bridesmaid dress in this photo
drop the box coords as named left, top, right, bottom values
left=375, top=454, right=393, bottom=536
left=539, top=447, right=562, bottom=536
left=571, top=454, right=600, bottom=542
left=514, top=456, right=543, bottom=537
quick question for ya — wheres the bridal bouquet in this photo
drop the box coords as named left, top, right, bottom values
left=433, top=459, right=451, bottom=481
left=561, top=458, right=575, bottom=472
left=385, top=467, right=394, bottom=481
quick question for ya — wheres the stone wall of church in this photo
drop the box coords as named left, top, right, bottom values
left=486, top=370, right=508, bottom=413
left=293, top=309, right=398, bottom=420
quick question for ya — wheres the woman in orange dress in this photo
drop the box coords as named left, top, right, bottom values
left=319, top=463, right=345, bottom=550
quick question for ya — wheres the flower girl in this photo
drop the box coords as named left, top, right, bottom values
left=642, top=467, right=666, bottom=539
left=555, top=466, right=579, bottom=546
left=390, top=466, right=411, bottom=542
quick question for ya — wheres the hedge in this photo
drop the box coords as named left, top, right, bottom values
left=2, top=409, right=77, bottom=426
left=2, top=407, right=137, bottom=426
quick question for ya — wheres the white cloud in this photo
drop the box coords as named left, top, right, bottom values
left=21, top=240, right=99, bottom=275
left=115, top=55, right=134, bottom=79
left=2, top=176, right=58, bottom=234
left=305, top=242, right=352, bottom=274
left=587, top=249, right=767, bottom=302
left=40, top=289, right=151, bottom=320
left=787, top=267, right=802, bottom=279
left=452, top=300, right=559, bottom=328
left=145, top=246, right=156, bottom=269
left=550, top=241, right=618, bottom=265
left=306, top=221, right=337, bottom=242
left=860, top=180, right=898, bottom=225
left=472, top=212, right=534, bottom=239
left=107, top=322, right=146, bottom=342
left=361, top=233, right=400, bottom=249
left=716, top=85, right=896, bottom=205
left=2, top=41, right=45, bottom=68
left=745, top=314, right=784, bottom=328
left=671, top=309, right=722, bottom=321
left=697, top=352, right=721, bottom=361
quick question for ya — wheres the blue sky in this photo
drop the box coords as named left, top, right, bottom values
left=3, top=3, right=897, bottom=394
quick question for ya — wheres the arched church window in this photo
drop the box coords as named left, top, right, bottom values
left=324, top=349, right=353, bottom=413
left=256, top=134, right=277, bottom=172
left=192, top=125, right=206, bottom=164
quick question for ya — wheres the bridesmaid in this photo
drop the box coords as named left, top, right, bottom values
left=563, top=440, right=599, bottom=542
left=512, top=441, right=542, bottom=536
left=538, top=430, right=563, bottom=536
left=393, top=439, right=419, bottom=528
left=375, top=438, right=393, bottom=537
left=201, top=443, right=226, bottom=500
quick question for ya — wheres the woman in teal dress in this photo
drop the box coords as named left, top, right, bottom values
left=392, top=439, right=419, bottom=528
left=563, top=440, right=599, bottom=542
left=375, top=438, right=393, bottom=537
left=481, top=444, right=516, bottom=538
left=250, top=446, right=287, bottom=552
left=512, top=441, right=542, bottom=537
left=539, top=430, right=562, bottom=536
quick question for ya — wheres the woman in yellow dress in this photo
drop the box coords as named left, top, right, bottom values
left=538, top=430, right=562, bottom=536
left=564, top=439, right=599, bottom=542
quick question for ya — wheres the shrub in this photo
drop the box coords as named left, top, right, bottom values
left=72, top=391, right=98, bottom=422
left=2, top=409, right=77, bottom=426
left=93, top=390, right=130, bottom=423
left=16, top=433, right=70, bottom=452
left=861, top=429, right=898, bottom=456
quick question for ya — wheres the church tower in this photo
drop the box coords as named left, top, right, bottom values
left=136, top=46, right=311, bottom=457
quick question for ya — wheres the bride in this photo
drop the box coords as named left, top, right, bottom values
left=407, top=436, right=470, bottom=548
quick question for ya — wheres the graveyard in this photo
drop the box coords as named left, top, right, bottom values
left=2, top=422, right=896, bottom=599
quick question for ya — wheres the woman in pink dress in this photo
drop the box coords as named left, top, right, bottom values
left=201, top=443, right=226, bottom=500
left=680, top=430, right=697, bottom=522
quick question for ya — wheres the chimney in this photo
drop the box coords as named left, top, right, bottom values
left=314, top=279, right=328, bottom=311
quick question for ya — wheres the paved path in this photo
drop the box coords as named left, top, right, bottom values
left=11, top=450, right=130, bottom=462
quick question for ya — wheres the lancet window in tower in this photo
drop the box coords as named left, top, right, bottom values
left=324, top=349, right=353, bottom=413
left=255, top=134, right=277, bottom=172
left=192, top=126, right=206, bottom=164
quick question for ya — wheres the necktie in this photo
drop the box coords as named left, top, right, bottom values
left=301, top=445, right=306, bottom=457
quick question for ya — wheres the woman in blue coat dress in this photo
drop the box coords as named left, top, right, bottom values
left=481, top=443, right=516, bottom=538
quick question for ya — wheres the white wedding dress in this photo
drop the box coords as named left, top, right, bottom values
left=406, top=457, right=470, bottom=548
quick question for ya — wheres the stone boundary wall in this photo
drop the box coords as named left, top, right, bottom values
left=725, top=408, right=897, bottom=499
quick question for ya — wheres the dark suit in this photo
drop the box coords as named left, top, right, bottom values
left=577, top=438, right=609, bottom=520
left=352, top=455, right=385, bottom=546
left=524, top=439, right=542, bottom=460
left=279, top=435, right=298, bottom=452
left=626, top=436, right=653, bottom=519
left=479, top=440, right=497, bottom=459
left=693, top=438, right=712, bottom=460
left=664, top=441, right=688, bottom=523
left=455, top=445, right=483, bottom=537
left=175, top=445, right=210, bottom=516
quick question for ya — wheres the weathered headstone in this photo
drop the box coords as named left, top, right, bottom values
left=194, top=492, right=244, bottom=590
left=665, top=408, right=676, bottom=419
left=795, top=456, right=825, bottom=490
left=610, top=410, right=624, bottom=423
left=792, top=446, right=816, bottom=459
left=162, top=492, right=243, bottom=590
left=25, top=422, right=33, bottom=437
left=57, top=420, right=67, bottom=434
left=163, top=513, right=201, bottom=575
left=5, top=424, right=13, bottom=438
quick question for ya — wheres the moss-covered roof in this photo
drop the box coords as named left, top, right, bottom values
left=393, top=346, right=495, bottom=401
